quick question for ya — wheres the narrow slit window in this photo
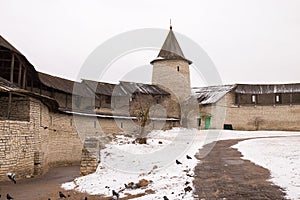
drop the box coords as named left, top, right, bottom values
left=251, top=95, right=256, bottom=103
left=177, top=66, right=180, bottom=71
left=275, top=94, right=281, bottom=103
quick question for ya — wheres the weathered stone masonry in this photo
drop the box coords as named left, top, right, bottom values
left=200, top=91, right=300, bottom=131
left=0, top=97, right=83, bottom=181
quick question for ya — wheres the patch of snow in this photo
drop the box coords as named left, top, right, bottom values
left=62, top=129, right=300, bottom=199
left=233, top=136, right=300, bottom=200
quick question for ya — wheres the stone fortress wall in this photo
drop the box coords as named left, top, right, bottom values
left=0, top=94, right=178, bottom=181
left=200, top=92, right=300, bottom=131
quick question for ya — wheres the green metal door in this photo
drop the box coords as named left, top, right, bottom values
left=205, top=116, right=211, bottom=129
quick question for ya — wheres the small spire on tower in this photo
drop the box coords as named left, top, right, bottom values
left=170, top=19, right=172, bottom=30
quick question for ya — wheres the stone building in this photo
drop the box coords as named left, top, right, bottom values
left=151, top=25, right=192, bottom=120
left=194, top=84, right=300, bottom=131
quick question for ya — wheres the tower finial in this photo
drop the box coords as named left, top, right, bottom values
left=170, top=19, right=172, bottom=30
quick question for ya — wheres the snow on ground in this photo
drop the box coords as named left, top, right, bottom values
left=233, top=136, right=300, bottom=200
left=62, top=128, right=300, bottom=199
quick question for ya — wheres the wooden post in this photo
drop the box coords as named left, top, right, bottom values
left=30, top=78, right=33, bottom=91
left=8, top=53, right=15, bottom=119
left=22, top=66, right=27, bottom=89
left=99, top=96, right=102, bottom=108
left=7, top=93, right=12, bottom=119
left=18, top=63, right=22, bottom=86
left=10, top=53, right=15, bottom=83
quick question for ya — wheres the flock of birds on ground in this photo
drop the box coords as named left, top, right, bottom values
left=0, top=154, right=193, bottom=200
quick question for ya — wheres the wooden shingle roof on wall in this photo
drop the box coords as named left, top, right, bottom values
left=38, top=73, right=170, bottom=98
left=38, top=72, right=95, bottom=97
left=0, top=35, right=22, bottom=55
left=83, top=80, right=170, bottom=96
left=235, top=84, right=300, bottom=94
left=0, top=35, right=40, bottom=85
left=193, top=85, right=236, bottom=105
left=119, top=81, right=170, bottom=96
left=194, top=83, right=300, bottom=105
left=82, top=79, right=116, bottom=96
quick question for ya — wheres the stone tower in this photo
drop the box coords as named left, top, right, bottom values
left=151, top=25, right=192, bottom=102
left=151, top=26, right=192, bottom=119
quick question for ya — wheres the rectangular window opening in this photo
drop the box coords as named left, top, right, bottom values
left=275, top=94, right=281, bottom=103
left=251, top=95, right=256, bottom=103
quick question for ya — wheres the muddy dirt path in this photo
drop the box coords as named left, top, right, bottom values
left=193, top=139, right=287, bottom=200
left=0, top=165, right=146, bottom=200
left=0, top=165, right=111, bottom=200
left=0, top=166, right=87, bottom=200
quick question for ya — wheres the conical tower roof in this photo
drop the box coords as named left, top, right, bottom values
left=151, top=26, right=192, bottom=64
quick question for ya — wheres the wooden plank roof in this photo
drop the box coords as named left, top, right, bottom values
left=235, top=83, right=300, bottom=94
left=151, top=27, right=192, bottom=64
left=119, top=81, right=170, bottom=95
left=82, top=79, right=116, bottom=96
left=38, top=72, right=95, bottom=97
left=0, top=35, right=22, bottom=55
left=193, top=85, right=236, bottom=104
left=0, top=35, right=40, bottom=84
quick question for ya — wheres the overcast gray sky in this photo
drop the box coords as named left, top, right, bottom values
left=1, top=0, right=300, bottom=86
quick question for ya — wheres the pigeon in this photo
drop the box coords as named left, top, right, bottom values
left=176, top=159, right=182, bottom=165
left=6, top=193, right=14, bottom=200
left=163, top=196, right=169, bottom=200
left=186, top=155, right=192, bottom=159
left=112, top=190, right=119, bottom=199
left=59, top=191, right=66, bottom=198
left=7, top=173, right=16, bottom=184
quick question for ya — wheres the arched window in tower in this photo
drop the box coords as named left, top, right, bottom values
left=177, top=66, right=180, bottom=71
